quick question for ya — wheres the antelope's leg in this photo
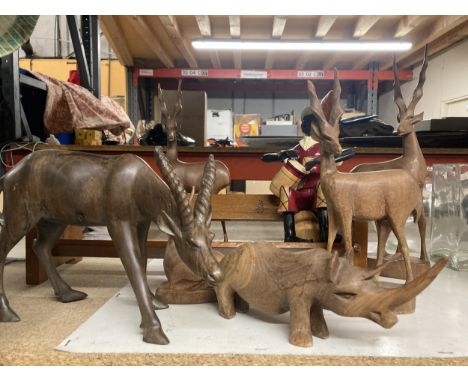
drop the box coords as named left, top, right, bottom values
left=375, top=220, right=392, bottom=276
left=310, top=303, right=329, bottom=339
left=33, top=220, right=87, bottom=303
left=215, top=283, right=236, bottom=319
left=288, top=290, right=313, bottom=347
left=338, top=212, right=353, bottom=263
left=0, top=228, right=25, bottom=322
left=136, top=221, right=168, bottom=310
left=108, top=221, right=169, bottom=345
left=326, top=209, right=338, bottom=252
left=418, top=215, right=429, bottom=262
left=389, top=220, right=414, bottom=283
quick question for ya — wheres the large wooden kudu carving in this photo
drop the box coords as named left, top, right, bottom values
left=307, top=71, right=423, bottom=282
left=352, top=47, right=429, bottom=263
left=215, top=241, right=447, bottom=347
left=0, top=147, right=223, bottom=344
left=158, top=81, right=231, bottom=194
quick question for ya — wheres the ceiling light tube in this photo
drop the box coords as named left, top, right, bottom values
left=192, top=40, right=412, bottom=52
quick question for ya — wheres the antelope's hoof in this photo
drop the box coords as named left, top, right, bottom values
left=0, top=297, right=20, bottom=322
left=56, top=289, right=88, bottom=303
left=289, top=331, right=312, bottom=348
left=143, top=326, right=170, bottom=345
left=152, top=295, right=169, bottom=310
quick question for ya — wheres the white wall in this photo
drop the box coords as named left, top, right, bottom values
left=378, top=38, right=468, bottom=126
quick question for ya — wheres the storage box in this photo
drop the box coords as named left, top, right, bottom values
left=261, top=123, right=297, bottom=136
left=205, top=109, right=233, bottom=144
left=234, top=114, right=261, bottom=146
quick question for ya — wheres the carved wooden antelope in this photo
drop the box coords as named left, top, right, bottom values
left=0, top=147, right=222, bottom=344
left=307, top=71, right=423, bottom=282
left=158, top=80, right=231, bottom=194
left=352, top=47, right=429, bottom=263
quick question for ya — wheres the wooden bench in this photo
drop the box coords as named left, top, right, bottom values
left=24, top=193, right=369, bottom=285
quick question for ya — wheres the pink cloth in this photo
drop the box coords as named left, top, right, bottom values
left=30, top=71, right=134, bottom=142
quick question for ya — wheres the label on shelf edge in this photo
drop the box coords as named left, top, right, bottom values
left=297, top=70, right=325, bottom=78
left=240, top=70, right=268, bottom=79
left=181, top=69, right=209, bottom=77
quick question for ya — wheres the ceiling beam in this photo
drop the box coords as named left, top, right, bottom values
left=382, top=15, right=468, bottom=69
left=272, top=16, right=287, bottom=38
left=158, top=15, right=198, bottom=68
left=194, top=15, right=221, bottom=69
left=265, top=16, right=288, bottom=69
left=127, top=16, right=174, bottom=68
left=351, top=53, right=377, bottom=70
left=229, top=16, right=241, bottom=68
left=229, top=15, right=241, bottom=38
left=99, top=16, right=134, bottom=66
left=323, top=54, right=340, bottom=69
left=316, top=16, right=338, bottom=38
left=295, top=53, right=309, bottom=70
left=195, top=15, right=211, bottom=37
left=394, top=15, right=426, bottom=38
left=353, top=16, right=381, bottom=38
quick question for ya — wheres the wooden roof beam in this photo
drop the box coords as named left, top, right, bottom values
left=158, top=15, right=198, bottom=68
left=265, top=16, right=287, bottom=69
left=351, top=53, right=377, bottom=70
left=99, top=16, right=134, bottom=66
left=353, top=16, right=380, bottom=38
left=394, top=15, right=426, bottom=38
left=194, top=15, right=221, bottom=68
left=295, top=53, right=309, bottom=70
left=195, top=15, right=211, bottom=37
left=323, top=54, right=340, bottom=70
left=127, top=16, right=174, bottom=68
left=316, top=16, right=338, bottom=38
left=229, top=16, right=241, bottom=68
left=382, top=15, right=468, bottom=69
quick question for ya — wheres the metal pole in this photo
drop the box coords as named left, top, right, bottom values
left=367, top=61, right=379, bottom=115
left=66, top=15, right=91, bottom=90
left=0, top=51, right=22, bottom=143
left=81, top=15, right=101, bottom=98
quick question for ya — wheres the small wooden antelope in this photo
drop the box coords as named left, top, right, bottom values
left=352, top=47, right=429, bottom=263
left=0, top=147, right=223, bottom=345
left=307, top=71, right=423, bottom=282
left=158, top=80, right=231, bottom=194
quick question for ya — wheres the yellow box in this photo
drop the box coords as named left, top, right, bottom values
left=234, top=114, right=261, bottom=146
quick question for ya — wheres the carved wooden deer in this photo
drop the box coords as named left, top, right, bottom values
left=352, top=47, right=429, bottom=263
left=0, top=147, right=223, bottom=345
left=158, top=80, right=231, bottom=194
left=307, top=71, right=423, bottom=282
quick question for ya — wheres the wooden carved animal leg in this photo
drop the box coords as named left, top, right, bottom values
left=136, top=221, right=168, bottom=310
left=338, top=212, right=354, bottom=263
left=288, top=290, right=313, bottom=347
left=0, top=206, right=38, bottom=322
left=0, top=229, right=24, bottom=322
left=326, top=209, right=338, bottom=252
left=310, top=303, right=329, bottom=339
left=418, top=215, right=429, bottom=262
left=108, top=221, right=169, bottom=345
left=215, top=283, right=236, bottom=319
left=389, top=220, right=414, bottom=283
left=375, top=220, right=392, bottom=275
left=32, top=220, right=88, bottom=303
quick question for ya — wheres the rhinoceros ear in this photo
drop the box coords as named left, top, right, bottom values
left=327, top=250, right=341, bottom=284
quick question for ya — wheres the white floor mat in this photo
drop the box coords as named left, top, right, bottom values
left=56, top=259, right=468, bottom=357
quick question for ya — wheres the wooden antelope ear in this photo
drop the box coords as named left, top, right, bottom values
left=157, top=211, right=182, bottom=239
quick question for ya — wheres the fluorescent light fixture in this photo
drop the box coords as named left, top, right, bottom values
left=192, top=40, right=412, bottom=52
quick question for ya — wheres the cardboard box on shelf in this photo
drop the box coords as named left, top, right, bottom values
left=205, top=109, right=233, bottom=145
left=234, top=114, right=261, bottom=146
left=75, top=129, right=102, bottom=146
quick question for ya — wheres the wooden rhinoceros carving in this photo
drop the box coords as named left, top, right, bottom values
left=215, top=242, right=447, bottom=347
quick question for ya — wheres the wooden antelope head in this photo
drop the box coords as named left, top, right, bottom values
left=393, top=45, right=428, bottom=135
left=158, top=79, right=183, bottom=143
left=154, top=147, right=222, bottom=285
left=306, top=69, right=344, bottom=156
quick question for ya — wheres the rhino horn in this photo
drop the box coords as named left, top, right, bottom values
left=377, top=257, right=448, bottom=311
